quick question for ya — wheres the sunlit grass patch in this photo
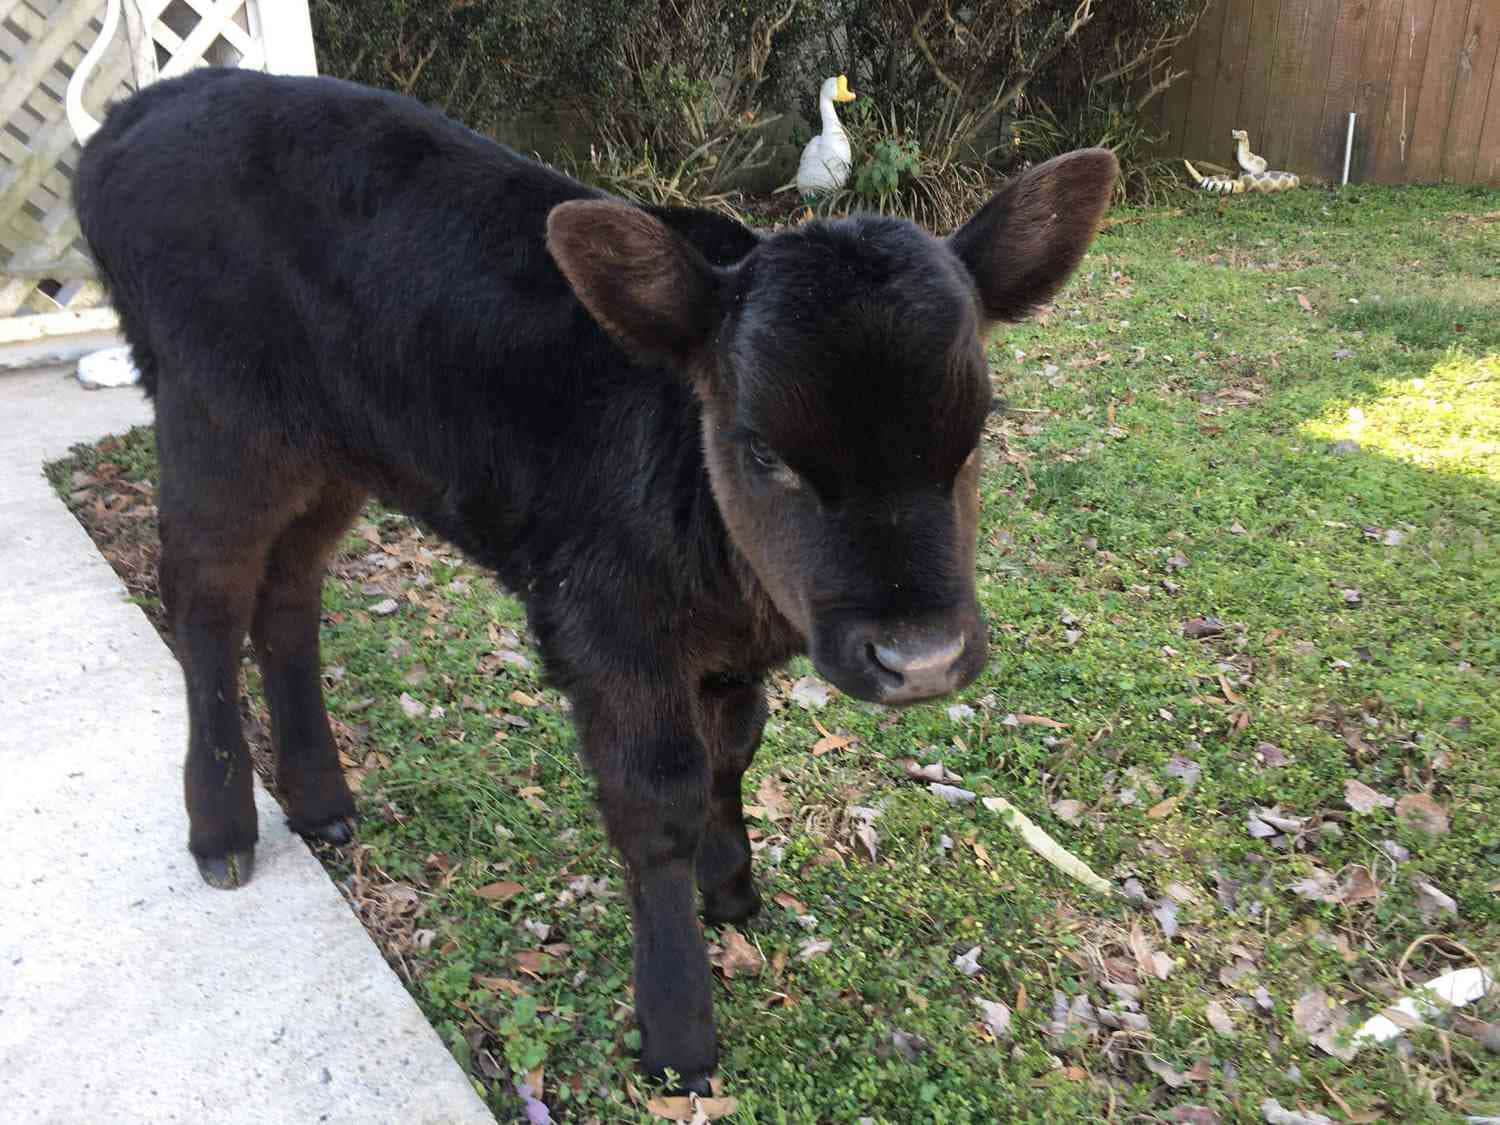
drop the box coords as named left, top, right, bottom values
left=1301, top=351, right=1500, bottom=480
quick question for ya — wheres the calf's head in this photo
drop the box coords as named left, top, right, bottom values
left=548, top=150, right=1117, bottom=703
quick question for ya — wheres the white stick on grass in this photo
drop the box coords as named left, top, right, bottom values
left=980, top=795, right=1113, bottom=897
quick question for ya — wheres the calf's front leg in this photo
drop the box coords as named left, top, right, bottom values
left=695, top=679, right=766, bottom=925
left=583, top=710, right=717, bottom=1092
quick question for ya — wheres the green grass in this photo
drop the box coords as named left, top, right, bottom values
left=48, top=184, right=1500, bottom=1123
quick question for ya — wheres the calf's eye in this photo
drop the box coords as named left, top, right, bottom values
left=747, top=434, right=780, bottom=469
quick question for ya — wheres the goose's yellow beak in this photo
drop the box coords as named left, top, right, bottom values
left=834, top=74, right=855, bottom=103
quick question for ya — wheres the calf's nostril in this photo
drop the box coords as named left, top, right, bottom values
left=872, top=634, right=965, bottom=677
left=865, top=642, right=904, bottom=686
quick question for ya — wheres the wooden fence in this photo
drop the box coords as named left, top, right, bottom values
left=1150, top=0, right=1500, bottom=185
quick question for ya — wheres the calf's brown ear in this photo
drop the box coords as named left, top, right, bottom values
left=948, top=148, right=1118, bottom=326
left=547, top=200, right=725, bottom=368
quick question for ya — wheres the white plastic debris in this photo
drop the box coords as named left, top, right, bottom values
left=1353, top=966, right=1493, bottom=1046
left=76, top=345, right=140, bottom=389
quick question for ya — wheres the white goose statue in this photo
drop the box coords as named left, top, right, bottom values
left=797, top=74, right=856, bottom=197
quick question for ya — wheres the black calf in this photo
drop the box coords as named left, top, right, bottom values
left=76, top=67, right=1115, bottom=1088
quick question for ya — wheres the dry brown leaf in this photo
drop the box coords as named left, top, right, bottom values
left=772, top=892, right=806, bottom=914
left=1293, top=989, right=1357, bottom=1060
left=1167, top=1107, right=1221, bottom=1124
left=474, top=975, right=527, bottom=995
left=1216, top=672, right=1240, bottom=704
left=1338, top=865, right=1380, bottom=905
left=711, top=928, right=764, bottom=979
left=1017, top=713, right=1067, bottom=729
left=812, top=733, right=852, bottom=755
left=509, top=689, right=541, bottom=707
left=1344, top=778, right=1394, bottom=814
left=513, top=950, right=559, bottom=976
left=646, top=1094, right=739, bottom=1121
left=475, top=880, right=523, bottom=902
left=752, top=775, right=791, bottom=822
left=1395, top=792, right=1449, bottom=835
left=1148, top=794, right=1183, bottom=820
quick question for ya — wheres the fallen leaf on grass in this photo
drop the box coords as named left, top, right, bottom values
left=1051, top=799, right=1084, bottom=823
left=1016, top=713, right=1067, bottom=729
left=902, top=760, right=962, bottom=783
left=975, top=998, right=1011, bottom=1038
left=1144, top=1055, right=1190, bottom=1088
left=1148, top=794, right=1182, bottom=820
left=1293, top=990, right=1357, bottom=1060
left=398, top=692, right=425, bottom=719
left=509, top=689, right=541, bottom=707
left=1167, top=1107, right=1221, bottom=1124
left=1339, top=865, right=1380, bottom=905
left=474, top=975, right=527, bottom=995
left=1205, top=1000, right=1235, bottom=1036
left=789, top=676, right=831, bottom=709
left=772, top=892, right=805, bottom=913
left=954, top=946, right=983, bottom=977
left=1183, top=616, right=1224, bottom=639
left=710, top=928, right=763, bottom=979
left=1261, top=1099, right=1333, bottom=1125
left=1395, top=793, right=1449, bottom=835
left=930, top=783, right=977, bottom=805
left=1254, top=742, right=1290, bottom=767
left=796, top=939, right=832, bottom=962
left=1344, top=778, right=1393, bottom=813
left=811, top=732, right=852, bottom=755
left=369, top=597, right=399, bottom=616
left=1153, top=898, right=1180, bottom=938
left=1296, top=293, right=1313, bottom=312
left=476, top=880, right=524, bottom=902
left=754, top=775, right=791, bottom=821
left=1414, top=880, right=1457, bottom=920
left=513, top=950, right=560, bottom=976
left=646, top=1095, right=739, bottom=1121
left=1165, top=756, right=1202, bottom=788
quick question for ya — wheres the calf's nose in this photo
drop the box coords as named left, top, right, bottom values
left=869, top=632, right=967, bottom=702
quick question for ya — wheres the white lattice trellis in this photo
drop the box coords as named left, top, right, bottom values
left=0, top=0, right=314, bottom=359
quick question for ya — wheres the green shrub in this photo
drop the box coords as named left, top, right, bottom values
left=311, top=0, right=1212, bottom=209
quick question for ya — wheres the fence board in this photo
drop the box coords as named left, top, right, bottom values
left=1283, top=0, right=1342, bottom=172
left=1238, top=0, right=1283, bottom=150
left=1351, top=0, right=1407, bottom=182
left=1316, top=0, right=1371, bottom=176
left=1158, top=0, right=1500, bottom=184
left=1407, top=0, right=1474, bottom=181
left=1443, top=0, right=1500, bottom=182
left=1207, top=0, right=1256, bottom=159
left=1261, top=0, right=1315, bottom=167
left=1371, top=0, right=1438, bottom=180
left=1156, top=19, right=1200, bottom=157
left=1183, top=0, right=1231, bottom=162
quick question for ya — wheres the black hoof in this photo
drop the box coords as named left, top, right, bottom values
left=195, top=848, right=256, bottom=889
left=667, top=1071, right=715, bottom=1098
left=702, top=879, right=762, bottom=927
left=295, top=815, right=355, bottom=845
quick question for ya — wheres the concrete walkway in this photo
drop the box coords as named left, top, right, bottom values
left=0, top=366, right=494, bottom=1124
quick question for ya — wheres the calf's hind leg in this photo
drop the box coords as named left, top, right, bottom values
left=157, top=467, right=278, bottom=888
left=251, top=481, right=367, bottom=844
